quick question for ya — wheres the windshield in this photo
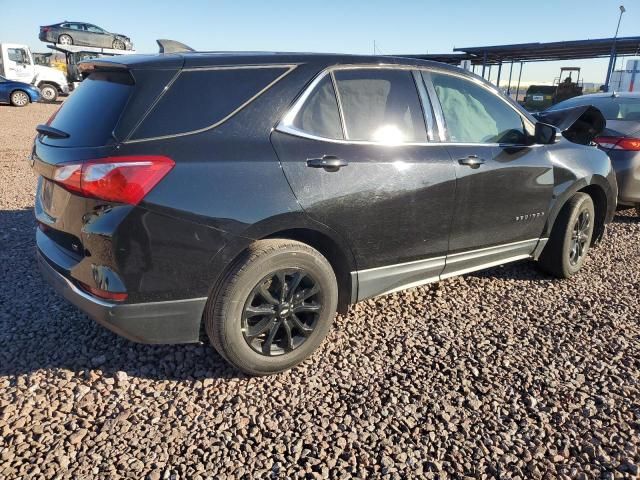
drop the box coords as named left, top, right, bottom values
left=549, top=95, right=640, bottom=121
left=0, top=76, right=6, bottom=82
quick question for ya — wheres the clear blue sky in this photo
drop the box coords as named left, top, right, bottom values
left=1, top=0, right=636, bottom=84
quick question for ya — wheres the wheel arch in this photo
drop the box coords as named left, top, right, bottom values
left=543, top=178, right=611, bottom=246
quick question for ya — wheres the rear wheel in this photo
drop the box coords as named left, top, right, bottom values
left=204, top=239, right=338, bottom=375
left=39, top=83, right=58, bottom=103
left=538, top=192, right=595, bottom=278
left=10, top=90, right=29, bottom=107
left=58, top=34, right=73, bottom=45
left=113, top=39, right=125, bottom=50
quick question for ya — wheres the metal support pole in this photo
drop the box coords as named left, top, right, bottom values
left=515, top=62, right=523, bottom=102
left=605, top=6, right=626, bottom=91
left=507, top=60, right=514, bottom=96
left=481, top=52, right=487, bottom=78
left=487, top=65, right=492, bottom=83
left=496, top=61, right=503, bottom=88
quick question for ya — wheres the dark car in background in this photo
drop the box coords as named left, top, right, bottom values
left=0, top=75, right=40, bottom=106
left=547, top=92, right=640, bottom=215
left=32, top=52, right=616, bottom=375
left=39, top=22, right=133, bottom=50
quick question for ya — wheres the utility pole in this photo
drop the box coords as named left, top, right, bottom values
left=604, top=5, right=626, bottom=91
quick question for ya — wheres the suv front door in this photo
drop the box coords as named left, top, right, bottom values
left=271, top=67, right=457, bottom=300
left=424, top=70, right=554, bottom=276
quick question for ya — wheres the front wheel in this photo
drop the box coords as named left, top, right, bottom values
left=538, top=192, right=595, bottom=278
left=204, top=239, right=338, bottom=375
left=39, top=83, right=58, bottom=103
left=113, top=39, right=125, bottom=50
left=10, top=90, right=30, bottom=107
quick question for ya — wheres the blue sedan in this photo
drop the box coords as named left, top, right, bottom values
left=0, top=76, right=41, bottom=107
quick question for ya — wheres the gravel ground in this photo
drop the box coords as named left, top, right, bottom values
left=1, top=101, right=639, bottom=480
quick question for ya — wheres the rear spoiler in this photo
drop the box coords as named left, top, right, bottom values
left=533, top=105, right=606, bottom=145
left=78, top=60, right=129, bottom=78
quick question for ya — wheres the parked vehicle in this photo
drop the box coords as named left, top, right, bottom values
left=546, top=92, right=640, bottom=215
left=0, top=43, right=69, bottom=102
left=0, top=75, right=40, bottom=106
left=521, top=67, right=583, bottom=112
left=39, top=22, right=133, bottom=51
left=32, top=52, right=617, bottom=375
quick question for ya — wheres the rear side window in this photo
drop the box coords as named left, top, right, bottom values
left=333, top=69, right=427, bottom=143
left=45, top=71, right=133, bottom=147
left=130, top=67, right=289, bottom=140
left=292, top=75, right=343, bottom=139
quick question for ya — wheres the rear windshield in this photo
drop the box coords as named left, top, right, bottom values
left=44, top=71, right=133, bottom=147
left=549, top=96, right=640, bottom=121
left=129, top=67, right=289, bottom=140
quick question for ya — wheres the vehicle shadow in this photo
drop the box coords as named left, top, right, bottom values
left=0, top=208, right=244, bottom=381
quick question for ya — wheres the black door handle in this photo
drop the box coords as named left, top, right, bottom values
left=306, top=155, right=348, bottom=172
left=458, top=155, right=486, bottom=169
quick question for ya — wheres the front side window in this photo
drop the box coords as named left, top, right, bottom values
left=333, top=69, right=428, bottom=143
left=430, top=72, right=526, bottom=144
left=86, top=25, right=104, bottom=33
left=292, top=75, right=343, bottom=139
left=8, top=49, right=28, bottom=64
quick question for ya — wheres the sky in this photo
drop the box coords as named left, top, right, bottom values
left=1, top=0, right=637, bottom=85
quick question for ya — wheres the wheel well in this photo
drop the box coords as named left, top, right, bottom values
left=11, top=89, right=31, bottom=102
left=579, top=184, right=607, bottom=245
left=265, top=228, right=353, bottom=314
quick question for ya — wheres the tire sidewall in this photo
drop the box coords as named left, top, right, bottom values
left=560, top=195, right=595, bottom=275
left=213, top=247, right=337, bottom=374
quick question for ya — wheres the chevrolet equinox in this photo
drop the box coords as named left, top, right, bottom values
left=33, top=52, right=617, bottom=375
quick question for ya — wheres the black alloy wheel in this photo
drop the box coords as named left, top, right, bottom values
left=569, top=210, right=590, bottom=266
left=242, top=269, right=321, bottom=356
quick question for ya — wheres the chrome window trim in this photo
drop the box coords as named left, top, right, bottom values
left=276, top=63, right=540, bottom=148
left=124, top=64, right=298, bottom=144
left=329, top=71, right=349, bottom=139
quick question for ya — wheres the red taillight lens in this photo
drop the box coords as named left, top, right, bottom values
left=594, top=136, right=640, bottom=151
left=79, top=282, right=128, bottom=302
left=53, top=156, right=174, bottom=205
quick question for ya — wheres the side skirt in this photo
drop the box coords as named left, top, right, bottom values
left=351, top=238, right=545, bottom=302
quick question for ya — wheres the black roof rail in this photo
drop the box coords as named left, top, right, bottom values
left=156, top=39, right=195, bottom=54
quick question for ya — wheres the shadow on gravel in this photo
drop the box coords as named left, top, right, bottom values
left=0, top=208, right=245, bottom=382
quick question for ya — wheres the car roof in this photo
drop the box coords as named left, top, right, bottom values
left=85, top=51, right=472, bottom=76
left=575, top=91, right=640, bottom=99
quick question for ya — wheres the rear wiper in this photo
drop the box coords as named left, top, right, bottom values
left=36, top=124, right=70, bottom=139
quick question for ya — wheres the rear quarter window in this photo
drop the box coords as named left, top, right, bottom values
left=129, top=67, right=291, bottom=140
left=44, top=71, right=133, bottom=147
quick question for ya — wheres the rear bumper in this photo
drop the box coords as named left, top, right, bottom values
left=37, top=250, right=206, bottom=344
left=611, top=151, right=640, bottom=205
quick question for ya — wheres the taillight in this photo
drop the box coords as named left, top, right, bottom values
left=52, top=156, right=174, bottom=205
left=594, top=136, right=640, bottom=151
left=78, top=282, right=128, bottom=302
left=41, top=26, right=50, bottom=32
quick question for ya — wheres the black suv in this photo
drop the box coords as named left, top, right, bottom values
left=33, top=53, right=617, bottom=375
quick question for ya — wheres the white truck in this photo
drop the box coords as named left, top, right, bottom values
left=0, top=43, right=70, bottom=102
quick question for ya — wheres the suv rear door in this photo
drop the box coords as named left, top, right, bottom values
left=424, top=69, right=554, bottom=275
left=271, top=66, right=457, bottom=300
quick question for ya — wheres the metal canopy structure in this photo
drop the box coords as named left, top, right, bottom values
left=453, top=36, right=640, bottom=65
left=399, top=36, right=640, bottom=97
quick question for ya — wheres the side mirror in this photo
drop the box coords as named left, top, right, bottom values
left=534, top=122, right=558, bottom=145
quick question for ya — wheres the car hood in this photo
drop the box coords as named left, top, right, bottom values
left=2, top=80, right=37, bottom=90
left=534, top=105, right=606, bottom=145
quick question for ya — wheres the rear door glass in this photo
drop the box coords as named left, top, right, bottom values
left=333, top=69, right=427, bottom=143
left=44, top=71, right=133, bottom=147
left=129, top=67, right=289, bottom=140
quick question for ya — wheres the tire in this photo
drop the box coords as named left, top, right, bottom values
left=39, top=83, right=58, bottom=103
left=204, top=239, right=338, bottom=375
left=113, top=39, right=125, bottom=50
left=58, top=34, right=73, bottom=45
left=10, top=90, right=29, bottom=107
left=538, top=192, right=595, bottom=278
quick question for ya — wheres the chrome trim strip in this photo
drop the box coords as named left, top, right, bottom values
left=420, top=70, right=448, bottom=142
left=330, top=70, right=349, bottom=139
left=124, top=64, right=298, bottom=144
